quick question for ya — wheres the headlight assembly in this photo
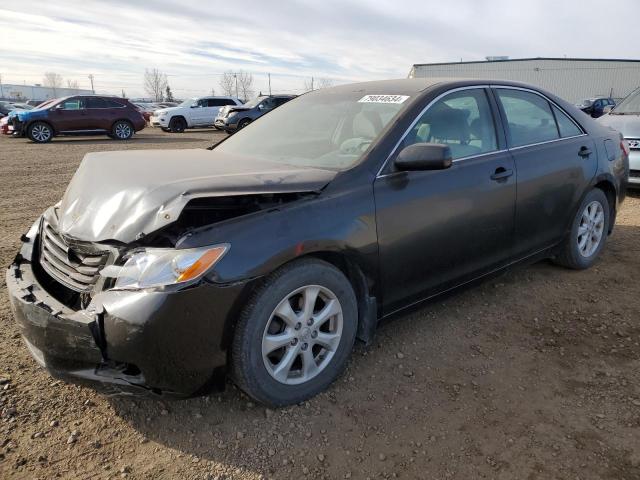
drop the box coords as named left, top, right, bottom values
left=100, top=244, right=229, bottom=290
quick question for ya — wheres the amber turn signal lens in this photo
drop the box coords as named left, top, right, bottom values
left=176, top=246, right=228, bottom=282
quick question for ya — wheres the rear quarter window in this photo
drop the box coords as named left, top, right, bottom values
left=552, top=105, right=582, bottom=138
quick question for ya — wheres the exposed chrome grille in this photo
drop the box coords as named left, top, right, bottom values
left=39, top=220, right=110, bottom=292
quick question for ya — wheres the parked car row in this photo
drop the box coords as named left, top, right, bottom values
left=0, top=100, right=34, bottom=117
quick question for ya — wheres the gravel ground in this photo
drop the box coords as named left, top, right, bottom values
left=1, top=129, right=639, bottom=480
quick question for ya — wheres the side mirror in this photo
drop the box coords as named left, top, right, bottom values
left=258, top=104, right=265, bottom=110
left=394, top=143, right=453, bottom=171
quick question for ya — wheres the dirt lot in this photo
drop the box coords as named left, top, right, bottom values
left=0, top=129, right=639, bottom=480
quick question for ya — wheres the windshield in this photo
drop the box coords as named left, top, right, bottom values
left=215, top=89, right=412, bottom=171
left=612, top=89, right=640, bottom=114
left=178, top=97, right=197, bottom=107
left=242, top=96, right=268, bottom=108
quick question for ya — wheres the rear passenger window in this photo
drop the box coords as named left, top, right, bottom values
left=402, top=88, right=497, bottom=160
left=552, top=105, right=582, bottom=138
left=86, top=97, right=107, bottom=109
left=496, top=89, right=559, bottom=147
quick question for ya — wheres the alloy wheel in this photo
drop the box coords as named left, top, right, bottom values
left=577, top=200, right=605, bottom=258
left=31, top=124, right=51, bottom=142
left=262, top=285, right=343, bottom=385
left=114, top=122, right=132, bottom=139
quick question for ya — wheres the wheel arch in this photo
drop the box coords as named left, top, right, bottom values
left=221, top=251, right=378, bottom=355
left=111, top=118, right=133, bottom=129
left=26, top=119, right=56, bottom=136
left=592, top=178, right=617, bottom=234
left=169, top=115, right=188, bottom=125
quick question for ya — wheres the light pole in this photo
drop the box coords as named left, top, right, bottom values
left=88, top=74, right=94, bottom=93
left=268, top=73, right=271, bottom=96
left=234, top=73, right=238, bottom=99
left=0, top=74, right=3, bottom=99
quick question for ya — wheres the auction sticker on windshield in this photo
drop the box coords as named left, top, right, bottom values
left=358, top=95, right=410, bottom=104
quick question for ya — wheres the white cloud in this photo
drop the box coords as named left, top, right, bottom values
left=1, top=0, right=638, bottom=98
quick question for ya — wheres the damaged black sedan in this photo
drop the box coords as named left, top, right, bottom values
left=7, top=79, right=628, bottom=406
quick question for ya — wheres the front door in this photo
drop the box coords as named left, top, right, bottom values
left=493, top=88, right=598, bottom=258
left=51, top=97, right=87, bottom=132
left=374, top=88, right=516, bottom=314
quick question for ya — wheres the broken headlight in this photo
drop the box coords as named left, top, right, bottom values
left=101, top=245, right=229, bottom=290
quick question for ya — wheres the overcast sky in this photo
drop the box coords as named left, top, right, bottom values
left=1, top=0, right=638, bottom=99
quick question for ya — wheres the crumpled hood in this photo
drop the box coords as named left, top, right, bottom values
left=598, top=114, right=640, bottom=138
left=58, top=149, right=336, bottom=243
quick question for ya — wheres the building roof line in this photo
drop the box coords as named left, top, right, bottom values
left=412, top=57, right=640, bottom=67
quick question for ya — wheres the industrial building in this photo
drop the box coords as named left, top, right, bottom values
left=0, top=83, right=92, bottom=102
left=409, top=57, right=640, bottom=103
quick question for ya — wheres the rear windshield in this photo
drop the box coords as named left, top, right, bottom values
left=613, top=89, right=640, bottom=114
left=214, top=90, right=413, bottom=171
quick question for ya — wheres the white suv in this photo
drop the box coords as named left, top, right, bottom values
left=151, top=96, right=242, bottom=133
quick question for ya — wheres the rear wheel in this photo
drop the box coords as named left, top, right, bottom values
left=231, top=259, right=357, bottom=406
left=554, top=188, right=610, bottom=269
left=111, top=120, right=133, bottom=140
left=27, top=122, right=53, bottom=143
left=169, top=117, right=187, bottom=133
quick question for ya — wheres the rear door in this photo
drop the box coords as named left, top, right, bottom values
left=84, top=97, right=112, bottom=130
left=51, top=97, right=87, bottom=132
left=493, top=87, right=597, bottom=258
left=374, top=87, right=517, bottom=313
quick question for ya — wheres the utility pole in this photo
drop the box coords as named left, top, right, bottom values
left=268, top=73, right=271, bottom=96
left=234, top=73, right=238, bottom=99
left=88, top=74, right=94, bottom=93
left=311, top=77, right=314, bottom=91
left=0, top=74, right=3, bottom=99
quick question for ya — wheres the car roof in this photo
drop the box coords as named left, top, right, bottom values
left=319, top=77, right=557, bottom=96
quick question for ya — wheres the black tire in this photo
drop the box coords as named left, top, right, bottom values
left=27, top=122, right=53, bottom=143
left=231, top=258, right=358, bottom=407
left=554, top=188, right=610, bottom=269
left=169, top=117, right=186, bottom=133
left=237, top=118, right=251, bottom=130
left=111, top=120, right=134, bottom=140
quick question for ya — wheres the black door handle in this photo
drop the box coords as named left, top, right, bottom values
left=490, top=167, right=514, bottom=181
left=578, top=146, right=592, bottom=158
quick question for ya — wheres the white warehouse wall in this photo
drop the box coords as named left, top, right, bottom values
left=409, top=58, right=640, bottom=103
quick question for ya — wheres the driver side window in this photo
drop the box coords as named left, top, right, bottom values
left=403, top=89, right=498, bottom=160
left=60, top=98, right=85, bottom=110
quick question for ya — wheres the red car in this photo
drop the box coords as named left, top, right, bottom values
left=10, top=95, right=146, bottom=143
left=0, top=116, right=10, bottom=135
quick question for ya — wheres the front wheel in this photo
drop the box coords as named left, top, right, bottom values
left=237, top=118, right=251, bottom=130
left=27, top=122, right=53, bottom=143
left=111, top=120, right=133, bottom=140
left=231, top=259, right=357, bottom=406
left=169, top=117, right=186, bottom=133
left=554, top=188, right=610, bottom=269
